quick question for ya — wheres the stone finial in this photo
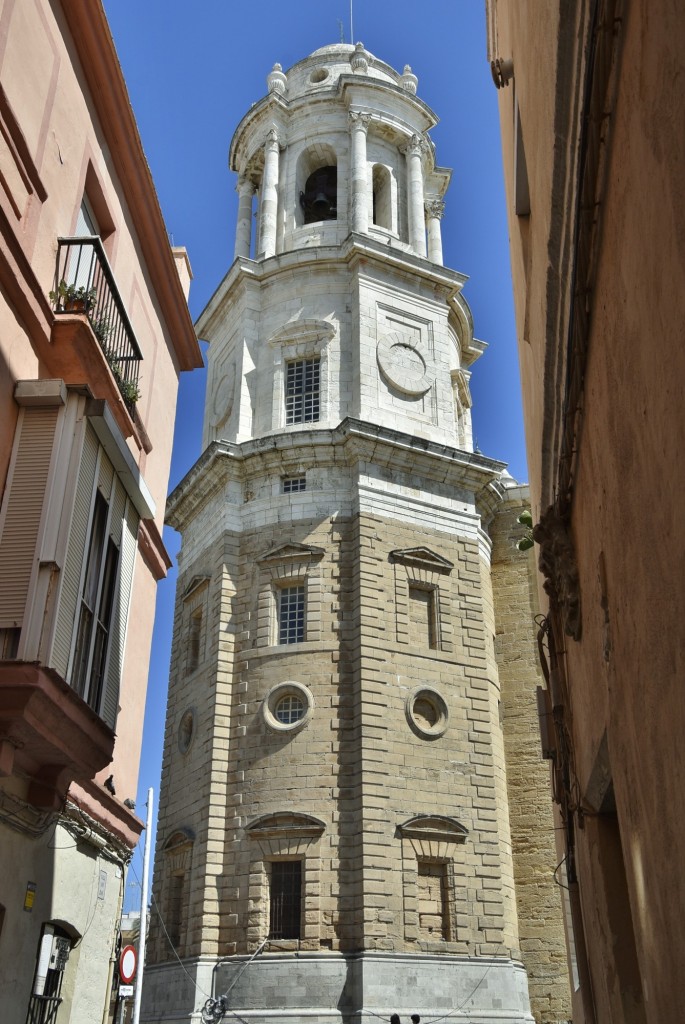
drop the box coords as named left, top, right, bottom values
left=350, top=42, right=369, bottom=74
left=267, top=63, right=287, bottom=95
left=401, top=65, right=418, bottom=94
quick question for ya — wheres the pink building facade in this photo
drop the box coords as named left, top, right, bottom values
left=0, top=2, right=201, bottom=1021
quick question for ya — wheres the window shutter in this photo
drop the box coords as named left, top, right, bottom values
left=52, top=425, right=98, bottom=677
left=0, top=408, right=58, bottom=629
left=101, top=496, right=138, bottom=729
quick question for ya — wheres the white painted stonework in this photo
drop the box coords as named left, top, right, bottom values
left=143, top=43, right=542, bottom=1024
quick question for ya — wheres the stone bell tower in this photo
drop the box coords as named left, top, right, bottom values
left=143, top=42, right=570, bottom=1024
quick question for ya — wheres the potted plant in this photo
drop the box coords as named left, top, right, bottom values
left=49, top=279, right=97, bottom=314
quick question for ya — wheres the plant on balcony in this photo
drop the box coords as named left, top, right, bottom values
left=516, top=509, right=535, bottom=551
left=103, top=345, right=141, bottom=406
left=49, top=279, right=97, bottom=314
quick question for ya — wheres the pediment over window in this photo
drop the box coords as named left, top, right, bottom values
left=164, top=828, right=195, bottom=852
left=390, top=548, right=454, bottom=574
left=246, top=812, right=326, bottom=840
left=182, top=576, right=210, bottom=601
left=268, top=318, right=336, bottom=348
left=398, top=815, right=468, bottom=843
left=256, top=542, right=324, bottom=566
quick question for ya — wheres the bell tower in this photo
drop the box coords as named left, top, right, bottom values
left=143, top=43, right=558, bottom=1024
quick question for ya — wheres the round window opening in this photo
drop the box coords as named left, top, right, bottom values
left=309, top=67, right=330, bottom=84
left=406, top=688, right=448, bottom=739
left=276, top=694, right=305, bottom=725
left=178, top=708, right=195, bottom=753
left=263, top=681, right=313, bottom=733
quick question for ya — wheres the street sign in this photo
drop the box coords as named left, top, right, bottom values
left=119, top=984, right=134, bottom=998
left=119, top=944, right=137, bottom=984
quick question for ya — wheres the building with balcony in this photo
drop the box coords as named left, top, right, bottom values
left=487, top=1, right=685, bottom=1021
left=0, top=2, right=202, bottom=1022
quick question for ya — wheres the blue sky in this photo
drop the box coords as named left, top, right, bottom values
left=102, top=1, right=526, bottom=911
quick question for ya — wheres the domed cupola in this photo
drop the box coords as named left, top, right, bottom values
left=229, top=43, right=451, bottom=261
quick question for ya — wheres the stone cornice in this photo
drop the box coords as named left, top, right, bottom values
left=62, top=1, right=201, bottom=372
left=165, top=418, right=506, bottom=534
left=195, top=235, right=468, bottom=342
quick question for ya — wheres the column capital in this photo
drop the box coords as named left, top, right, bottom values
left=348, top=110, right=372, bottom=133
left=425, top=199, right=445, bottom=220
left=236, top=175, right=256, bottom=196
left=401, top=133, right=428, bottom=158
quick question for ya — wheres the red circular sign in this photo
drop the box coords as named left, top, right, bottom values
left=120, top=945, right=137, bottom=984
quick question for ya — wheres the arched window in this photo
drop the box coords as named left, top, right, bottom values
left=300, top=166, right=337, bottom=223
left=372, top=164, right=393, bottom=229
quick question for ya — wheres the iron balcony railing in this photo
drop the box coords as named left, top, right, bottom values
left=52, top=236, right=143, bottom=410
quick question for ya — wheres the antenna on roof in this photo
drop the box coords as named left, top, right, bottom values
left=338, top=18, right=344, bottom=43
left=350, top=0, right=354, bottom=44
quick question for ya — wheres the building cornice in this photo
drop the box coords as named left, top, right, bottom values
left=195, top=235, right=468, bottom=342
left=62, top=1, right=202, bottom=371
left=165, top=418, right=506, bottom=534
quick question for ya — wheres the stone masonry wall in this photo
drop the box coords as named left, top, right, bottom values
left=490, top=498, right=572, bottom=1024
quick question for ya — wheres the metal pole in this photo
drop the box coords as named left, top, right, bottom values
left=350, top=0, right=353, bottom=44
left=132, top=788, right=153, bottom=1024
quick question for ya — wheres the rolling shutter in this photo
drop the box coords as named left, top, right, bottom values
left=0, top=408, right=58, bottom=629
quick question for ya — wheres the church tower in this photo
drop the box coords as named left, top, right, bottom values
left=144, top=43, right=569, bottom=1024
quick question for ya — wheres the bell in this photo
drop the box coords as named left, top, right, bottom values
left=312, top=190, right=330, bottom=215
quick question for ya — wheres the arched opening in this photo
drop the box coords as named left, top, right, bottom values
left=372, top=164, right=393, bottom=229
left=300, top=166, right=337, bottom=223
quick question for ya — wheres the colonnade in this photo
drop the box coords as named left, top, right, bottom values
left=233, top=119, right=444, bottom=265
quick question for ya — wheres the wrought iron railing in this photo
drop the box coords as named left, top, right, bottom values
left=52, top=236, right=143, bottom=410
left=26, top=994, right=62, bottom=1024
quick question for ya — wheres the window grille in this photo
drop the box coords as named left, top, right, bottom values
left=278, top=585, right=305, bottom=644
left=269, top=861, right=302, bottom=939
left=282, top=476, right=307, bottom=493
left=285, top=358, right=320, bottom=424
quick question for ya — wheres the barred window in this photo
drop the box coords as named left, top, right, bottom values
left=285, top=358, right=320, bottom=424
left=282, top=476, right=306, bottom=493
left=269, top=861, right=302, bottom=939
left=278, top=585, right=305, bottom=644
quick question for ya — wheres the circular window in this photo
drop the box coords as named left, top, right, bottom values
left=178, top=708, right=195, bottom=753
left=263, top=681, right=313, bottom=733
left=309, top=67, right=330, bottom=84
left=276, top=693, right=305, bottom=724
left=406, top=687, right=448, bottom=739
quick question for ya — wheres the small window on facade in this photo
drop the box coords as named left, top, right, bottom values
left=285, top=359, right=320, bottom=425
left=275, top=693, right=305, bottom=724
left=300, top=166, right=337, bottom=223
left=282, top=476, right=306, bottom=494
left=188, top=608, right=202, bottom=672
left=72, top=491, right=119, bottom=711
left=269, top=861, right=302, bottom=939
left=408, top=585, right=437, bottom=649
left=278, top=585, right=305, bottom=645
left=417, top=861, right=449, bottom=939
left=167, top=872, right=185, bottom=949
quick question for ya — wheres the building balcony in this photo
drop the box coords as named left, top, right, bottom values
left=51, top=236, right=143, bottom=413
left=0, top=661, right=115, bottom=809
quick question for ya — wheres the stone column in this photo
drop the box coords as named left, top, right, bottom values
left=349, top=111, right=371, bottom=234
left=402, top=135, right=427, bottom=257
left=234, top=176, right=255, bottom=259
left=425, top=199, right=445, bottom=265
left=259, top=129, right=280, bottom=258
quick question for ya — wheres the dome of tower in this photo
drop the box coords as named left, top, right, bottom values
left=280, top=42, right=407, bottom=100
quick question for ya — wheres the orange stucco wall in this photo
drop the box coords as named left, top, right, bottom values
left=488, top=1, right=685, bottom=1021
